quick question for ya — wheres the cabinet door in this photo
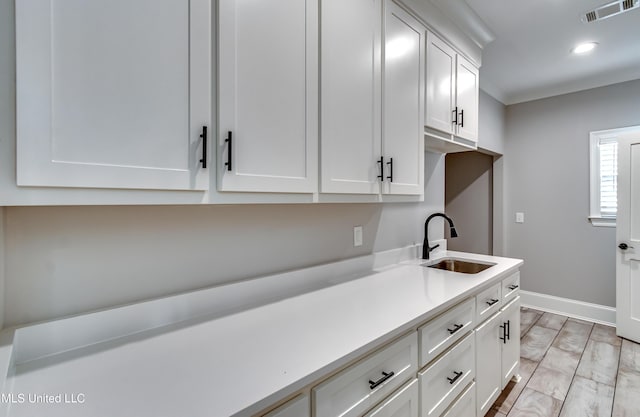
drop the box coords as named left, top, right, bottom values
left=501, top=296, right=521, bottom=389
left=218, top=0, right=318, bottom=193
left=454, top=54, right=479, bottom=142
left=382, top=1, right=424, bottom=196
left=16, top=0, right=210, bottom=191
left=475, top=312, right=502, bottom=417
left=320, top=0, right=382, bottom=194
left=425, top=32, right=455, bottom=135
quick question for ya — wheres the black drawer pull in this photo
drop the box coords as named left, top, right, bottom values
left=386, top=157, right=393, bottom=182
left=508, top=284, right=519, bottom=291
left=447, top=323, right=464, bottom=334
left=199, top=126, right=207, bottom=168
left=369, top=371, right=394, bottom=390
left=447, top=371, right=463, bottom=384
left=224, top=131, right=232, bottom=171
left=486, top=298, right=499, bottom=306
left=458, top=109, right=464, bottom=127
left=377, top=156, right=384, bottom=182
left=500, top=323, right=507, bottom=343
left=452, top=107, right=458, bottom=125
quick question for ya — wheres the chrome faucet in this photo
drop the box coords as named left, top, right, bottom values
left=422, top=213, right=458, bottom=260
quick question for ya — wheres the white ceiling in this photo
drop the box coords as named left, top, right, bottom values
left=464, top=0, right=640, bottom=105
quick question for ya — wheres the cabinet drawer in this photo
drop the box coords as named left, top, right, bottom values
left=313, top=332, right=418, bottom=417
left=419, top=297, right=475, bottom=367
left=364, top=379, right=419, bottom=417
left=263, top=394, right=309, bottom=417
left=419, top=332, right=475, bottom=417
left=441, top=382, right=475, bottom=417
left=475, top=283, right=501, bottom=323
left=501, top=272, right=520, bottom=303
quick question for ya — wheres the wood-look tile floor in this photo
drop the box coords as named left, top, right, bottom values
left=486, top=307, right=640, bottom=417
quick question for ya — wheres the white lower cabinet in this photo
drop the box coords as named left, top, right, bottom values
left=263, top=394, right=309, bottom=417
left=475, top=311, right=502, bottom=416
left=364, top=379, right=419, bottom=417
left=419, top=332, right=475, bottom=417
left=500, top=297, right=521, bottom=389
left=262, top=271, right=521, bottom=417
left=475, top=295, right=521, bottom=417
left=313, top=332, right=418, bottom=417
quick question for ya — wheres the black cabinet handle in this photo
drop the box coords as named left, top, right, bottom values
left=458, top=109, right=464, bottom=127
left=224, top=131, right=232, bottom=171
left=386, top=158, right=393, bottom=182
left=369, top=371, right=394, bottom=390
left=447, top=323, right=463, bottom=334
left=506, top=319, right=511, bottom=341
left=199, top=126, right=207, bottom=168
left=619, top=243, right=634, bottom=250
left=508, top=284, right=519, bottom=291
left=500, top=323, right=507, bottom=344
left=452, top=107, right=458, bottom=125
left=486, top=298, right=499, bottom=306
left=377, top=157, right=384, bottom=182
left=447, top=371, right=463, bottom=384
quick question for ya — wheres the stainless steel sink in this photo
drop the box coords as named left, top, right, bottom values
left=425, top=258, right=495, bottom=274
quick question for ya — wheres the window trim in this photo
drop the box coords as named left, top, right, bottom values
left=589, top=126, right=639, bottom=227
left=589, top=130, right=616, bottom=227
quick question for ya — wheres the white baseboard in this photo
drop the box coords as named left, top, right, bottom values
left=520, top=290, right=616, bottom=327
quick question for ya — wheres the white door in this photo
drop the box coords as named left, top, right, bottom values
left=616, top=132, right=640, bottom=342
left=454, top=55, right=479, bottom=142
left=320, top=0, right=382, bottom=194
left=382, top=1, right=424, bottom=196
left=16, top=0, right=210, bottom=190
left=425, top=32, right=455, bottom=135
left=218, top=0, right=318, bottom=193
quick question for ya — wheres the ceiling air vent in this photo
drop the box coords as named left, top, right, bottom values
left=582, top=0, right=639, bottom=22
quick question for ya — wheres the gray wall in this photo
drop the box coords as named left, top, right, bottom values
left=0, top=207, right=4, bottom=329
left=478, top=89, right=506, bottom=256
left=478, top=90, right=506, bottom=155
left=504, top=79, right=640, bottom=307
left=2, top=154, right=443, bottom=327
left=445, top=90, right=505, bottom=256
left=445, top=152, right=493, bottom=255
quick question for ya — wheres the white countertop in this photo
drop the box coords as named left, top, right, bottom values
left=2, top=250, right=522, bottom=417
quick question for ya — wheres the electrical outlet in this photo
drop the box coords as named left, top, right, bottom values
left=516, top=212, right=525, bottom=223
left=353, top=226, right=363, bottom=247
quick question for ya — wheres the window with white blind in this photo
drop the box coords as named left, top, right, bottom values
left=589, top=129, right=619, bottom=227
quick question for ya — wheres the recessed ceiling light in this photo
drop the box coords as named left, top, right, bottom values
left=572, top=42, right=598, bottom=54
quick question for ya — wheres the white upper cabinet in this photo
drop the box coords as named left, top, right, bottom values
left=217, top=0, right=318, bottom=193
left=320, top=0, right=382, bottom=195
left=321, top=0, right=424, bottom=196
left=425, top=31, right=479, bottom=144
left=383, top=2, right=425, bottom=196
left=15, top=0, right=211, bottom=191
left=425, top=34, right=456, bottom=136
left=455, top=55, right=479, bottom=142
